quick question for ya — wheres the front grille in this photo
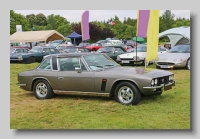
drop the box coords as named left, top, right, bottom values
left=157, top=62, right=174, bottom=66
left=10, top=57, right=18, bottom=59
left=157, top=76, right=169, bottom=84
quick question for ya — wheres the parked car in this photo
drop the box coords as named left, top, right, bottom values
left=96, top=46, right=127, bottom=61
left=48, top=40, right=65, bottom=48
left=16, top=46, right=60, bottom=64
left=10, top=47, right=29, bottom=63
left=78, top=43, right=90, bottom=47
left=56, top=44, right=74, bottom=53
left=116, top=44, right=167, bottom=65
left=155, top=43, right=190, bottom=70
left=84, top=43, right=103, bottom=51
left=17, top=53, right=175, bottom=105
left=63, top=46, right=90, bottom=53
left=126, top=40, right=140, bottom=48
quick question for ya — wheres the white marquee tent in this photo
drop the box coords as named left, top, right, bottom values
left=159, top=26, right=190, bottom=47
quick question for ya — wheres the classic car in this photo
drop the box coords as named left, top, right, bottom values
left=116, top=44, right=167, bottom=65
left=56, top=44, right=74, bottom=53
left=63, top=46, right=90, bottom=53
left=17, top=53, right=175, bottom=105
left=10, top=47, right=29, bottom=63
left=84, top=43, right=103, bottom=51
left=96, top=46, right=127, bottom=61
left=16, top=46, right=60, bottom=64
left=155, top=43, right=190, bottom=70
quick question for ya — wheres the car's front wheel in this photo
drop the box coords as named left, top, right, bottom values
left=33, top=79, right=54, bottom=99
left=115, top=82, right=141, bottom=105
left=185, top=58, right=190, bottom=70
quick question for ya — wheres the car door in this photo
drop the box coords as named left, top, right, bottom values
left=57, top=57, right=95, bottom=92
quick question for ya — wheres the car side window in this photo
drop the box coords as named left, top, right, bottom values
left=37, top=59, right=52, bottom=70
left=43, top=48, right=50, bottom=53
left=24, top=49, right=28, bottom=53
left=59, top=57, right=87, bottom=71
left=50, top=48, right=55, bottom=52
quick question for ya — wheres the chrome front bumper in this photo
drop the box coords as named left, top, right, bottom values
left=143, top=81, right=175, bottom=91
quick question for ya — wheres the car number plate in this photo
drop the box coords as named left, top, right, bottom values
left=160, top=65, right=171, bottom=68
left=122, top=61, right=129, bottom=63
left=164, top=85, right=172, bottom=91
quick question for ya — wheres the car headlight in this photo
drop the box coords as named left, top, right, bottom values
left=169, top=75, right=174, bottom=81
left=154, top=79, right=158, bottom=85
left=18, top=55, right=23, bottom=60
left=151, top=80, right=155, bottom=86
left=173, top=58, right=183, bottom=62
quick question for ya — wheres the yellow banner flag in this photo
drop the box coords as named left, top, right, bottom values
left=146, top=10, right=160, bottom=64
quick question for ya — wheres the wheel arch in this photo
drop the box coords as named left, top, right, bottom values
left=31, top=77, right=52, bottom=92
left=109, top=79, right=140, bottom=98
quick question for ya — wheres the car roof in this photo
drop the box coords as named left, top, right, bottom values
left=44, top=52, right=103, bottom=59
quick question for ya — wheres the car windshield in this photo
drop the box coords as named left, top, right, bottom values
left=65, top=48, right=77, bottom=53
left=83, top=54, right=119, bottom=71
left=29, top=47, right=42, bottom=53
left=168, top=45, right=190, bottom=53
left=136, top=45, right=146, bottom=52
left=97, top=47, right=114, bottom=53
left=48, top=43, right=60, bottom=48
left=127, top=48, right=135, bottom=52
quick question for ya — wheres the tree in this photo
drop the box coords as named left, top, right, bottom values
left=159, top=10, right=175, bottom=32
left=47, top=14, right=70, bottom=30
left=57, top=24, right=72, bottom=37
left=26, top=14, right=36, bottom=28
left=35, top=13, right=47, bottom=26
left=10, top=10, right=30, bottom=34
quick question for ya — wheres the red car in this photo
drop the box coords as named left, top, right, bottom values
left=84, top=43, right=103, bottom=51
left=12, top=46, right=30, bottom=51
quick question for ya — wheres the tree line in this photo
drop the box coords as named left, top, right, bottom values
left=10, top=10, right=190, bottom=43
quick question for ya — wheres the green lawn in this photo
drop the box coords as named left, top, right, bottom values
left=10, top=63, right=190, bottom=129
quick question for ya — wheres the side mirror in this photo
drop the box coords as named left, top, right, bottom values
left=75, top=67, right=82, bottom=73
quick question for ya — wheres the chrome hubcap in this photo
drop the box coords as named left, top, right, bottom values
left=36, top=83, right=48, bottom=98
left=118, top=86, right=134, bottom=104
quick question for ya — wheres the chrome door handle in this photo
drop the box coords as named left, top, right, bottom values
left=58, top=77, right=64, bottom=79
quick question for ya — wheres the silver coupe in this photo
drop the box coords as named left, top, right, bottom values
left=17, top=53, right=175, bottom=105
left=155, top=43, right=190, bottom=70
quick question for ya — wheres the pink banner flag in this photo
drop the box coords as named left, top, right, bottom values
left=136, top=10, right=150, bottom=38
left=81, top=11, right=90, bottom=41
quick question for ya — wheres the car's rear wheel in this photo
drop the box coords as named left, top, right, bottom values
left=33, top=79, right=54, bottom=99
left=185, top=58, right=190, bottom=70
left=115, top=82, right=141, bottom=105
left=26, top=56, right=35, bottom=64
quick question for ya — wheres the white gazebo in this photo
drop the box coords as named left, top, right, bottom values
left=159, top=26, right=190, bottom=47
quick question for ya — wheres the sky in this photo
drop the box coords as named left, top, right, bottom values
left=14, top=10, right=190, bottom=23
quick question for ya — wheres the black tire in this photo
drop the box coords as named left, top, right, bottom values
left=185, top=58, right=190, bottom=70
left=26, top=56, right=35, bottom=64
left=114, top=82, right=141, bottom=105
left=33, top=79, right=54, bottom=99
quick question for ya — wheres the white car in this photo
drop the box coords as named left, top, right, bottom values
left=116, top=44, right=167, bottom=65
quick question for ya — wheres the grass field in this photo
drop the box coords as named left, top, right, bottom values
left=10, top=63, right=190, bottom=129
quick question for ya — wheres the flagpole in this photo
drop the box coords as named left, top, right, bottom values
left=136, top=36, right=137, bottom=67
